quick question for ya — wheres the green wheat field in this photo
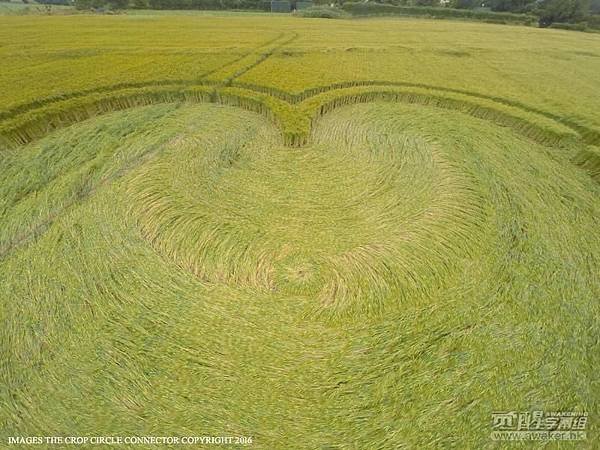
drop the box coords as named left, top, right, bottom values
left=1, top=11, right=599, bottom=449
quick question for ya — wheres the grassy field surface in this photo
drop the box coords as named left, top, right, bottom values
left=0, top=11, right=599, bottom=448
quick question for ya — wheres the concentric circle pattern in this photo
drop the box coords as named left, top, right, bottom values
left=127, top=104, right=484, bottom=317
left=1, top=99, right=598, bottom=446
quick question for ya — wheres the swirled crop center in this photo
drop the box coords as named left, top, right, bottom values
left=126, top=103, right=484, bottom=314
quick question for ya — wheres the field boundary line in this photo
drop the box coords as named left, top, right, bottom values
left=1, top=82, right=599, bottom=183
left=1, top=82, right=594, bottom=145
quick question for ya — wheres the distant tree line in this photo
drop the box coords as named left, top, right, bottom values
left=342, top=0, right=598, bottom=26
left=74, top=0, right=270, bottom=10
left=536, top=0, right=591, bottom=26
left=36, top=0, right=74, bottom=4
left=71, top=0, right=599, bottom=27
left=74, top=0, right=127, bottom=8
left=367, top=0, right=591, bottom=16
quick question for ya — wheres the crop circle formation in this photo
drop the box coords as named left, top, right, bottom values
left=1, top=16, right=599, bottom=449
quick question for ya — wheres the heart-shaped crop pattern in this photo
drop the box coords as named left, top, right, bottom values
left=127, top=103, right=484, bottom=318
left=1, top=91, right=599, bottom=446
